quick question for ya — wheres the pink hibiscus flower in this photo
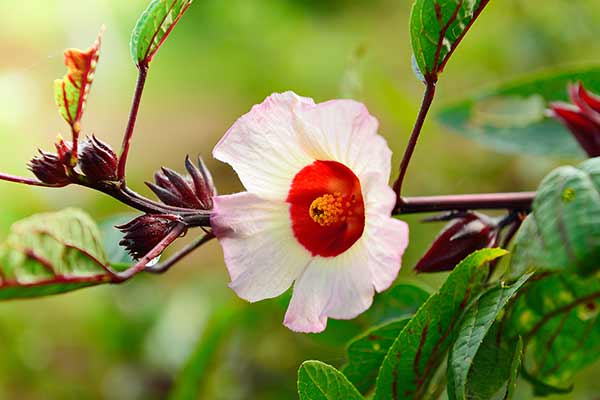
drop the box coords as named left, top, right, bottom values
left=211, top=92, right=409, bottom=333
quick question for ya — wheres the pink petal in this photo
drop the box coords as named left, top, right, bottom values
left=283, top=244, right=374, bottom=333
left=211, top=192, right=311, bottom=302
left=213, top=92, right=315, bottom=200
left=293, top=99, right=392, bottom=184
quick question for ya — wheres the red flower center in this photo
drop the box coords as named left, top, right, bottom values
left=287, top=160, right=365, bottom=257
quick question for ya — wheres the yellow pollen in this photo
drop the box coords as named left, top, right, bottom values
left=309, top=192, right=347, bottom=226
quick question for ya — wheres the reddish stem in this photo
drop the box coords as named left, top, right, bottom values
left=396, top=192, right=535, bottom=214
left=393, top=82, right=436, bottom=200
left=117, top=64, right=148, bottom=180
left=0, top=172, right=62, bottom=187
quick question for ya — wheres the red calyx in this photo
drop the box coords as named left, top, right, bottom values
left=117, top=214, right=179, bottom=259
left=78, top=136, right=118, bottom=182
left=414, top=212, right=498, bottom=273
left=146, top=155, right=216, bottom=210
left=28, top=150, right=71, bottom=186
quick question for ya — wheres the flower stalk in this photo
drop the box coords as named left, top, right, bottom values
left=393, top=81, right=436, bottom=200
left=117, top=63, right=149, bottom=180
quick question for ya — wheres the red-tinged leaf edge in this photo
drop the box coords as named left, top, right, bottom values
left=130, top=0, right=193, bottom=67
left=54, top=27, right=103, bottom=134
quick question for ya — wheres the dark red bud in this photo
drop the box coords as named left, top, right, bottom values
left=549, top=82, right=600, bottom=157
left=27, top=150, right=70, bottom=185
left=117, top=214, right=178, bottom=260
left=414, top=212, right=498, bottom=273
left=78, top=135, right=118, bottom=182
left=146, top=156, right=216, bottom=210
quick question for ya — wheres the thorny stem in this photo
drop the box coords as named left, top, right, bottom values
left=393, top=81, right=436, bottom=201
left=112, top=222, right=187, bottom=282
left=146, top=231, right=215, bottom=274
left=395, top=192, right=535, bottom=214
left=117, top=64, right=149, bottom=180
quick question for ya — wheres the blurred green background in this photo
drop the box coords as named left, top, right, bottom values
left=0, top=0, right=599, bottom=399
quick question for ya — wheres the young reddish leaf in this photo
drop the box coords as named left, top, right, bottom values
left=53, top=28, right=103, bottom=136
left=130, top=0, right=193, bottom=67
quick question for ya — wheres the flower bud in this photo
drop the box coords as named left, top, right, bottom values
left=146, top=155, right=216, bottom=210
left=78, top=135, right=118, bottom=182
left=414, top=212, right=498, bottom=273
left=549, top=82, right=600, bottom=157
left=117, top=214, right=178, bottom=259
left=28, top=150, right=70, bottom=185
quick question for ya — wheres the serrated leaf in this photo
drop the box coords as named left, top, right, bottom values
left=374, top=248, right=508, bottom=400
left=130, top=0, right=193, bottom=66
left=505, top=273, right=600, bottom=389
left=343, top=318, right=411, bottom=394
left=438, top=66, right=600, bottom=156
left=456, top=326, right=522, bottom=400
left=342, top=284, right=430, bottom=394
left=298, top=360, right=363, bottom=400
left=54, top=28, right=102, bottom=131
left=0, top=208, right=115, bottom=300
left=447, top=273, right=531, bottom=400
left=410, top=0, right=490, bottom=82
left=505, top=337, right=523, bottom=400
left=510, top=157, right=600, bottom=277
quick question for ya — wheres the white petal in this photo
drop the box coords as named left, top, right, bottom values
left=283, top=243, right=374, bottom=333
left=211, top=192, right=311, bottom=302
left=365, top=213, right=409, bottom=292
left=293, top=99, right=393, bottom=184
left=213, top=92, right=315, bottom=200
left=360, top=172, right=409, bottom=291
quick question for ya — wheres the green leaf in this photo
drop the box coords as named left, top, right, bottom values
left=438, top=66, right=600, bottom=156
left=457, top=326, right=522, bottom=400
left=510, top=157, right=600, bottom=277
left=298, top=360, right=363, bottom=400
left=505, top=337, right=523, bottom=400
left=374, top=248, right=508, bottom=400
left=410, top=0, right=490, bottom=82
left=0, top=208, right=114, bottom=299
left=342, top=284, right=430, bottom=394
left=130, top=0, right=193, bottom=66
left=448, top=273, right=531, bottom=400
left=343, top=318, right=410, bottom=394
left=505, top=273, right=600, bottom=389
